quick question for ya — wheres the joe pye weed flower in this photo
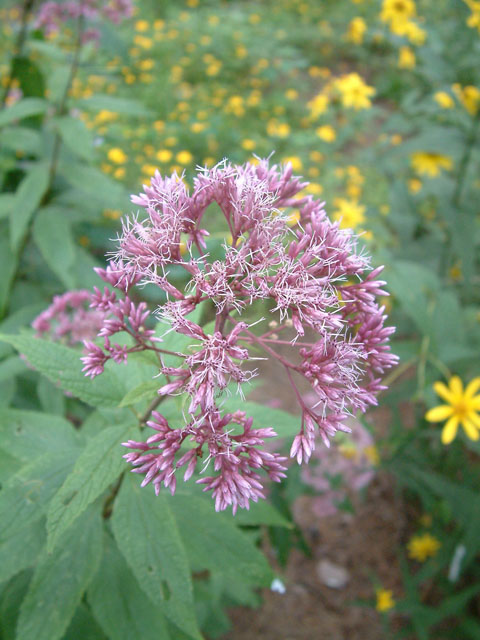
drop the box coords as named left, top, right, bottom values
left=55, top=158, right=398, bottom=513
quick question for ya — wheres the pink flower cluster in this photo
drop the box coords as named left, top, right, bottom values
left=32, top=289, right=105, bottom=345
left=84, top=158, right=397, bottom=512
left=35, top=0, right=133, bottom=41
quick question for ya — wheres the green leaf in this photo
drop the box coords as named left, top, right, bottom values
left=0, top=127, right=41, bottom=155
left=0, top=519, right=45, bottom=586
left=16, top=503, right=103, bottom=640
left=33, top=207, right=76, bottom=288
left=0, top=409, right=83, bottom=462
left=0, top=354, right=28, bottom=382
left=0, top=335, right=124, bottom=407
left=47, top=422, right=137, bottom=552
left=0, top=98, right=48, bottom=128
left=111, top=475, right=201, bottom=640
left=222, top=398, right=299, bottom=438
left=55, top=116, right=94, bottom=161
left=0, top=570, right=32, bottom=640
left=75, top=94, right=152, bottom=116
left=88, top=534, right=171, bottom=640
left=64, top=164, right=129, bottom=209
left=61, top=602, right=108, bottom=640
left=170, top=490, right=273, bottom=585
left=119, top=379, right=160, bottom=407
left=10, top=163, right=50, bottom=251
left=37, top=376, right=66, bottom=415
left=0, top=451, right=80, bottom=584
left=0, top=229, right=17, bottom=316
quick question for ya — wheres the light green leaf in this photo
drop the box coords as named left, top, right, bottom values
left=0, top=519, right=45, bottom=586
left=75, top=94, right=152, bottom=116
left=0, top=335, right=124, bottom=408
left=47, top=422, right=136, bottom=552
left=37, top=376, right=66, bottom=415
left=222, top=398, right=299, bottom=438
left=0, top=354, right=27, bottom=382
left=33, top=207, right=76, bottom=288
left=0, top=409, right=82, bottom=462
left=0, top=451, right=79, bottom=584
left=111, top=475, right=201, bottom=640
left=55, top=116, right=94, bottom=161
left=10, top=163, right=50, bottom=251
left=0, top=98, right=48, bottom=128
left=119, top=379, right=160, bottom=407
left=0, top=127, right=41, bottom=155
left=87, top=534, right=171, bottom=640
left=16, top=503, right=103, bottom=640
left=64, top=164, right=129, bottom=209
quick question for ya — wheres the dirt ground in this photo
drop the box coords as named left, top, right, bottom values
left=223, top=472, right=404, bottom=640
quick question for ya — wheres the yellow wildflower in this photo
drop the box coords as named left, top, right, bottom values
left=376, top=589, right=395, bottom=612
left=380, top=0, right=416, bottom=25
left=307, top=93, right=329, bottom=118
left=347, top=17, right=367, bottom=44
left=113, top=167, right=125, bottom=179
left=241, top=139, right=256, bottom=151
left=426, top=376, right=480, bottom=444
left=408, top=178, right=422, bottom=193
left=135, top=20, right=149, bottom=32
left=454, top=84, right=480, bottom=115
left=286, top=211, right=301, bottom=227
left=107, top=148, right=127, bottom=164
left=176, top=150, right=193, bottom=165
left=332, top=198, right=366, bottom=229
left=267, top=120, right=290, bottom=138
left=411, top=152, right=452, bottom=177
left=434, top=91, right=454, bottom=109
left=133, top=35, right=153, bottom=49
left=156, top=149, right=172, bottom=163
left=404, top=21, right=426, bottom=45
left=398, top=46, right=416, bottom=69
left=285, top=88, right=299, bottom=100
left=283, top=156, right=302, bottom=171
left=407, top=533, right=441, bottom=562
left=103, top=209, right=121, bottom=220
left=465, top=0, right=480, bottom=33
left=335, top=73, right=375, bottom=110
left=316, top=125, right=336, bottom=142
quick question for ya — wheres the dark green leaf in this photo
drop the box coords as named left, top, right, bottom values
left=0, top=229, right=17, bottom=316
left=11, top=57, right=45, bottom=99
left=0, top=98, right=48, bottom=128
left=33, top=207, right=76, bottom=288
left=56, top=116, right=94, bottom=161
left=10, top=163, right=50, bottom=251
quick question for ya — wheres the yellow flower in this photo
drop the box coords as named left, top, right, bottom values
left=135, top=20, right=149, bottom=32
left=176, top=150, right=193, bottom=165
left=266, top=120, right=290, bottom=138
left=376, top=588, right=395, bottom=612
left=404, top=21, right=426, bottom=45
left=398, top=46, right=416, bottom=69
left=103, top=209, right=121, bottom=220
left=107, top=148, right=127, bottom=164
left=332, top=198, right=366, bottom=229
left=465, top=0, right=480, bottom=33
left=285, top=88, right=299, bottom=100
left=241, top=139, right=256, bottom=151
left=407, top=533, right=441, bottom=562
left=426, top=376, right=480, bottom=444
left=454, top=84, right=480, bottom=115
left=286, top=211, right=301, bottom=227
left=347, top=17, right=367, bottom=44
left=408, top=178, right=422, bottom=193
left=335, top=73, right=375, bottom=110
left=156, top=149, right=172, bottom=163
left=133, top=35, right=153, bottom=49
left=283, top=156, right=302, bottom=171
left=411, top=152, right=452, bottom=177
left=307, top=93, right=329, bottom=118
left=316, top=125, right=336, bottom=142
left=380, top=0, right=416, bottom=25
left=434, top=91, right=454, bottom=109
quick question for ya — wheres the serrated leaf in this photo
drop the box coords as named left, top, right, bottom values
left=0, top=409, right=83, bottom=461
left=16, top=503, right=103, bottom=640
left=56, top=116, right=94, bottom=161
left=119, top=379, right=160, bottom=407
left=0, top=335, right=124, bottom=407
left=47, top=422, right=136, bottom=552
left=0, top=451, right=80, bottom=584
left=10, top=163, right=50, bottom=251
left=111, top=475, right=202, bottom=640
left=169, top=490, right=273, bottom=585
left=33, top=207, right=76, bottom=288
left=0, top=98, right=48, bottom=128
left=88, top=534, right=171, bottom=640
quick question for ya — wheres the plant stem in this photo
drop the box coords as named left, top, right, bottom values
left=0, top=0, right=36, bottom=109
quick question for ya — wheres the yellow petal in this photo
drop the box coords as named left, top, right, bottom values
left=433, top=381, right=455, bottom=404
left=461, top=419, right=480, bottom=441
left=448, top=376, right=464, bottom=398
left=467, top=411, right=480, bottom=428
left=441, top=416, right=459, bottom=444
left=465, top=377, right=480, bottom=399
left=425, top=405, right=454, bottom=422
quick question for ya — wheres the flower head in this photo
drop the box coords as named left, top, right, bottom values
left=411, top=152, right=452, bottom=177
left=425, top=376, right=480, bottom=444
left=334, top=73, right=375, bottom=110
left=407, top=533, right=441, bottom=562
left=78, top=157, right=397, bottom=512
left=376, top=588, right=395, bottom=612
